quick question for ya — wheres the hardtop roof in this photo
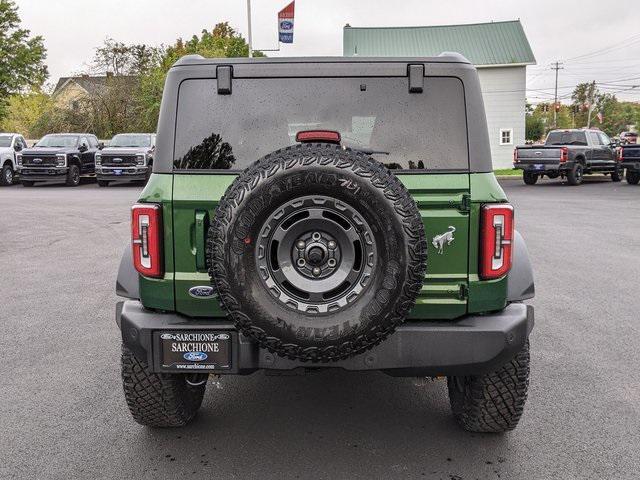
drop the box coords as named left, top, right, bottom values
left=172, top=54, right=471, bottom=68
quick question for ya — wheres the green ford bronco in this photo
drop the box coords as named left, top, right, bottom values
left=116, top=55, right=535, bottom=433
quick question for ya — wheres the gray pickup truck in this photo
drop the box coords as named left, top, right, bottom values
left=618, top=143, right=640, bottom=185
left=514, top=129, right=622, bottom=185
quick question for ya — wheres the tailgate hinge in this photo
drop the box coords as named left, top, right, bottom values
left=407, top=64, right=424, bottom=93
left=458, top=283, right=469, bottom=300
left=460, top=193, right=471, bottom=212
left=217, top=65, right=233, bottom=95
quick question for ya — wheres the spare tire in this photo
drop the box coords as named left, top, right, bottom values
left=208, top=144, right=427, bottom=362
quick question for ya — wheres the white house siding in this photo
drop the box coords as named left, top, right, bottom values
left=477, top=66, right=527, bottom=169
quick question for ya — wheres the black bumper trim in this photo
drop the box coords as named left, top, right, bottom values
left=117, top=301, right=534, bottom=377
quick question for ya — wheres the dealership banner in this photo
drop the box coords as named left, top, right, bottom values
left=278, top=1, right=295, bottom=43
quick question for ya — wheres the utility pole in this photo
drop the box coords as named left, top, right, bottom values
left=246, top=0, right=253, bottom=58
left=551, top=61, right=564, bottom=128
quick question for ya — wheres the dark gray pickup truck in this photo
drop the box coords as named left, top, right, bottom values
left=618, top=143, right=640, bottom=185
left=513, top=129, right=622, bottom=185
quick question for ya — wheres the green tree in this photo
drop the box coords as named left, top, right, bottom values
left=525, top=114, right=544, bottom=142
left=0, top=0, right=48, bottom=121
left=93, top=38, right=163, bottom=76
left=0, top=89, right=52, bottom=137
left=138, top=22, right=263, bottom=131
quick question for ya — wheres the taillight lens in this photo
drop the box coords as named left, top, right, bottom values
left=617, top=147, right=623, bottom=161
left=560, top=147, right=569, bottom=162
left=480, top=204, right=514, bottom=280
left=131, top=204, right=163, bottom=278
left=513, top=148, right=518, bottom=164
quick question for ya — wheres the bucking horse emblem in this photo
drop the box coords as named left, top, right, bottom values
left=432, top=226, right=456, bottom=254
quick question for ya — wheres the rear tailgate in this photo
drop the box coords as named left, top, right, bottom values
left=516, top=146, right=562, bottom=164
left=172, top=173, right=470, bottom=320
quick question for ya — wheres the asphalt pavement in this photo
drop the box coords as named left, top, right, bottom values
left=1, top=175, right=639, bottom=479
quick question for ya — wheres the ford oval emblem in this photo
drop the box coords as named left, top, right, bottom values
left=113, top=157, right=123, bottom=163
left=33, top=158, right=42, bottom=163
left=281, top=20, right=293, bottom=30
left=184, top=351, right=208, bottom=362
left=189, top=285, right=216, bottom=298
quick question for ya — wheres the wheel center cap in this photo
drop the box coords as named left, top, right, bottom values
left=307, top=247, right=325, bottom=265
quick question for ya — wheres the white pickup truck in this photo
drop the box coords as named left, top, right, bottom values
left=0, top=133, right=29, bottom=186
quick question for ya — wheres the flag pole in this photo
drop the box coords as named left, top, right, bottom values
left=246, top=0, right=253, bottom=58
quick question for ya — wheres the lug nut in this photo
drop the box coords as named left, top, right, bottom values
left=312, top=267, right=321, bottom=277
left=297, top=258, right=306, bottom=267
left=328, top=241, right=336, bottom=249
left=312, top=232, right=321, bottom=241
left=328, top=258, right=336, bottom=267
left=297, top=240, right=306, bottom=249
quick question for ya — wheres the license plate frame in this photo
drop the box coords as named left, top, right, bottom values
left=157, top=331, right=232, bottom=371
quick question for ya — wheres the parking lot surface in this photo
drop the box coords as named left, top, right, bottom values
left=1, top=176, right=639, bottom=479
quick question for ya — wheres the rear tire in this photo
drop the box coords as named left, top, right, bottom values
left=1, top=163, right=14, bottom=186
left=566, top=164, right=583, bottom=185
left=209, top=144, right=427, bottom=363
left=522, top=171, right=538, bottom=185
left=611, top=166, right=624, bottom=182
left=97, top=180, right=110, bottom=187
left=66, top=164, right=80, bottom=187
left=21, top=180, right=35, bottom=187
left=144, top=165, right=152, bottom=184
left=627, top=170, right=640, bottom=185
left=121, top=345, right=206, bottom=427
left=447, top=340, right=530, bottom=433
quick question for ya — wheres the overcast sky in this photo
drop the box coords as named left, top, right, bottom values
left=15, top=0, right=640, bottom=102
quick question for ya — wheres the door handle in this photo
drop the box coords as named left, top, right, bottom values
left=195, top=210, right=209, bottom=271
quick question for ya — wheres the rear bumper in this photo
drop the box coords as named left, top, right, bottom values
left=621, top=161, right=640, bottom=171
left=514, top=162, right=566, bottom=172
left=117, top=300, right=534, bottom=377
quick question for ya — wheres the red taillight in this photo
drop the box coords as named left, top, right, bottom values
left=295, top=130, right=341, bottom=144
left=480, top=204, right=514, bottom=280
left=513, top=148, right=518, bottom=164
left=560, top=147, right=569, bottom=162
left=132, top=203, right=163, bottom=278
left=617, top=147, right=624, bottom=162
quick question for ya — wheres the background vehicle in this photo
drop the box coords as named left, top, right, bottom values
left=96, top=133, right=156, bottom=186
left=619, top=131, right=638, bottom=145
left=17, top=133, right=101, bottom=187
left=513, top=129, right=622, bottom=185
left=115, top=55, right=535, bottom=433
left=0, top=133, right=28, bottom=186
left=619, top=144, right=640, bottom=184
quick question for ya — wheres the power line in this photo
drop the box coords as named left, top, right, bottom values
left=562, top=33, right=640, bottom=62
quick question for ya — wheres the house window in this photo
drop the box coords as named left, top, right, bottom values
left=500, top=128, right=513, bottom=145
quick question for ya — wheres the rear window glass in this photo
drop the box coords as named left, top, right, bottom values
left=174, top=77, right=468, bottom=171
left=546, top=131, right=587, bottom=146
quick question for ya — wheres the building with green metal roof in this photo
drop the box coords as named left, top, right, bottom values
left=343, top=20, right=536, bottom=168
